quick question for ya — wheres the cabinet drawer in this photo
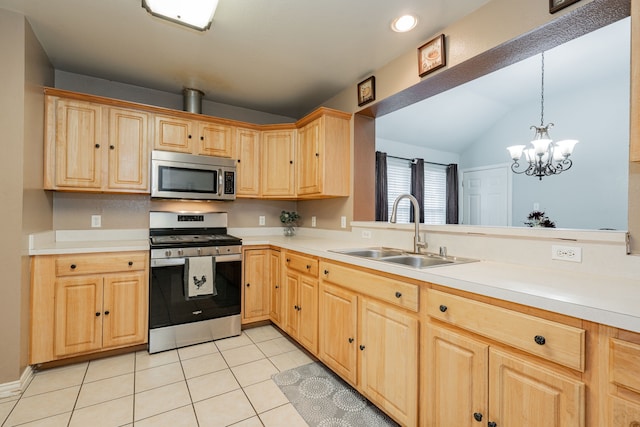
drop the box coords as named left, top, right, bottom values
left=610, top=396, right=640, bottom=427
left=610, top=338, right=640, bottom=394
left=320, top=261, right=418, bottom=312
left=285, top=252, right=319, bottom=276
left=55, top=252, right=147, bottom=276
left=427, top=289, right=585, bottom=371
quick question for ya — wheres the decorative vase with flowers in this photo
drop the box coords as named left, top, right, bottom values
left=524, top=210, right=556, bottom=228
left=280, top=210, right=301, bottom=236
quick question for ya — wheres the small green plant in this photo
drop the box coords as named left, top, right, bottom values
left=280, top=210, right=300, bottom=225
left=524, top=210, right=556, bottom=228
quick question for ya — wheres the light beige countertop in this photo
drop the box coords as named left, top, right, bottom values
left=28, top=229, right=149, bottom=255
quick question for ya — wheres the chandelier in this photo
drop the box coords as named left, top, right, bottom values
left=506, top=52, right=578, bottom=181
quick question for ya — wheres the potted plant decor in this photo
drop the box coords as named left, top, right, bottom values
left=280, top=210, right=301, bottom=236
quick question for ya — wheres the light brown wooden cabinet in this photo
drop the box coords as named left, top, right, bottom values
left=45, top=96, right=149, bottom=193
left=604, top=330, right=640, bottom=426
left=153, top=114, right=233, bottom=158
left=261, top=128, right=296, bottom=197
left=282, top=251, right=319, bottom=353
left=31, top=251, right=148, bottom=364
left=269, top=249, right=283, bottom=327
left=242, top=248, right=271, bottom=323
left=197, top=122, right=233, bottom=157
left=234, top=127, right=261, bottom=197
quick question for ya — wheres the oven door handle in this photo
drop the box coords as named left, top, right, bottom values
left=151, top=253, right=242, bottom=267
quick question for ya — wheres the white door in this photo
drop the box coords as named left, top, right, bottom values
left=462, top=165, right=511, bottom=226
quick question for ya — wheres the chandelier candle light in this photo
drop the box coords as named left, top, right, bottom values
left=507, top=52, right=578, bottom=181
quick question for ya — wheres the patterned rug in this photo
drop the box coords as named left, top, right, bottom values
left=272, top=362, right=399, bottom=427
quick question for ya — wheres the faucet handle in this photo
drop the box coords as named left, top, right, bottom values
left=439, top=246, right=447, bottom=258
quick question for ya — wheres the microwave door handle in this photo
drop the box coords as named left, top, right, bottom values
left=218, top=169, right=223, bottom=196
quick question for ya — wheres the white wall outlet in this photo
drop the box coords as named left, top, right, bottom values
left=311, top=216, right=317, bottom=227
left=259, top=215, right=265, bottom=226
left=340, top=216, right=347, bottom=228
left=533, top=202, right=540, bottom=211
left=91, top=215, right=101, bottom=228
left=551, top=245, right=582, bottom=263
left=361, top=230, right=372, bottom=239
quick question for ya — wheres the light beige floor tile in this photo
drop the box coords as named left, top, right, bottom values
left=135, top=349, right=179, bottom=371
left=134, top=380, right=191, bottom=421
left=243, top=380, right=289, bottom=414
left=135, top=362, right=185, bottom=392
left=269, top=349, right=314, bottom=372
left=221, top=344, right=266, bottom=367
left=259, top=403, right=309, bottom=427
left=84, top=353, right=135, bottom=383
left=230, top=416, right=264, bottom=427
left=75, top=373, right=134, bottom=409
left=231, top=359, right=278, bottom=387
left=0, top=399, right=18, bottom=425
left=256, top=337, right=298, bottom=357
left=68, top=395, right=133, bottom=427
left=4, top=386, right=79, bottom=426
left=134, top=404, right=198, bottom=427
left=187, top=368, right=239, bottom=402
left=215, top=333, right=253, bottom=351
left=244, top=325, right=284, bottom=343
left=194, top=389, right=256, bottom=427
left=23, top=363, right=87, bottom=397
left=178, top=341, right=219, bottom=360
left=15, top=412, right=71, bottom=426
left=181, top=352, right=228, bottom=379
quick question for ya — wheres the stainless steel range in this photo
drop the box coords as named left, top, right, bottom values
left=148, top=211, right=242, bottom=353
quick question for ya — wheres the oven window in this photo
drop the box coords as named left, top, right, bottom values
left=158, top=166, right=218, bottom=194
left=150, top=260, right=241, bottom=329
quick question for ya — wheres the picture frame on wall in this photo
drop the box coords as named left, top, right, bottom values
left=357, top=76, right=376, bottom=107
left=418, top=34, right=446, bottom=77
left=549, top=0, right=582, bottom=14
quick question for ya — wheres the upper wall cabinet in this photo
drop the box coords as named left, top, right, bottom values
left=44, top=94, right=149, bottom=193
left=153, top=115, right=233, bottom=158
left=261, top=128, right=296, bottom=198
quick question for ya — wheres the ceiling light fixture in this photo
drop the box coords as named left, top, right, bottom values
left=142, top=0, right=219, bottom=31
left=391, top=15, right=418, bottom=33
left=506, top=52, right=578, bottom=181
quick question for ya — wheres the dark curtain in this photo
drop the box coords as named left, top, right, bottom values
left=446, top=163, right=459, bottom=224
left=375, top=151, right=388, bottom=221
left=410, top=158, right=424, bottom=223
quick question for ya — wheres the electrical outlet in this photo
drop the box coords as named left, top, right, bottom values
left=551, top=245, right=582, bottom=263
left=311, top=216, right=317, bottom=227
left=91, top=215, right=101, bottom=228
left=259, top=216, right=265, bottom=226
left=340, top=216, right=347, bottom=228
left=361, top=230, right=372, bottom=239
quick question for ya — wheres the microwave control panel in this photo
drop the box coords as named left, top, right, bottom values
left=224, top=171, right=235, bottom=194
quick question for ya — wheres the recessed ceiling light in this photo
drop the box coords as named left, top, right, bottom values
left=142, top=0, right=219, bottom=31
left=391, top=14, right=418, bottom=33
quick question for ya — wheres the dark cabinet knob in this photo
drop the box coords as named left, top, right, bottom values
left=95, top=143, right=100, bottom=148
left=324, top=269, right=329, bottom=275
left=246, top=283, right=250, bottom=287
left=473, top=412, right=483, bottom=422
left=315, top=153, right=319, bottom=157
left=104, top=310, right=110, bottom=315
left=294, top=305, right=299, bottom=310
left=395, top=292, right=402, bottom=298
left=200, top=136, right=204, bottom=140
left=70, top=264, right=76, bottom=269
left=488, top=422, right=497, bottom=427
left=359, top=345, right=365, bottom=351
left=439, top=305, right=448, bottom=312
left=534, top=335, right=546, bottom=345
left=286, top=258, right=290, bottom=263
left=289, top=160, right=293, bottom=164
left=237, top=159, right=241, bottom=163
left=95, top=312, right=101, bottom=317
left=128, top=261, right=133, bottom=266
left=348, top=338, right=354, bottom=343
left=275, top=285, right=279, bottom=289
left=188, top=135, right=192, bottom=139
left=306, top=264, right=311, bottom=269
left=109, top=145, right=115, bottom=150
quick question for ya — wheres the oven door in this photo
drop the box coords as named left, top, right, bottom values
left=149, top=253, right=241, bottom=330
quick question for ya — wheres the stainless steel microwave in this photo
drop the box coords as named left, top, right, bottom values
left=151, top=150, right=236, bottom=201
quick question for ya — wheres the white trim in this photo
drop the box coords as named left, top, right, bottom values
left=0, top=365, right=33, bottom=398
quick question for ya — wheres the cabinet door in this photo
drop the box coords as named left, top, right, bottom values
left=610, top=396, right=640, bottom=427
left=243, top=249, right=270, bottom=322
left=297, top=275, right=318, bottom=353
left=296, top=119, right=321, bottom=195
left=234, top=128, right=261, bottom=196
left=102, top=272, right=147, bottom=348
left=359, top=298, right=419, bottom=427
left=262, top=130, right=295, bottom=197
left=54, top=275, right=103, bottom=356
left=198, top=122, right=233, bottom=157
left=489, top=348, right=585, bottom=427
left=319, top=282, right=357, bottom=385
left=107, top=108, right=149, bottom=192
left=269, top=250, right=283, bottom=326
left=153, top=115, right=194, bottom=153
left=54, top=99, right=102, bottom=189
left=283, top=272, right=300, bottom=337
left=425, top=325, right=489, bottom=427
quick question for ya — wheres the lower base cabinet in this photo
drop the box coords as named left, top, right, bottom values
left=426, top=324, right=585, bottom=427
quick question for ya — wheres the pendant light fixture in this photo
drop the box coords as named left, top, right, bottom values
left=142, top=0, right=219, bottom=31
left=506, top=52, right=578, bottom=181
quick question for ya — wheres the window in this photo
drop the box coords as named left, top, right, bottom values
left=386, top=157, right=447, bottom=224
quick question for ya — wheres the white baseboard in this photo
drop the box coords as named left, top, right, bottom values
left=0, top=366, right=33, bottom=398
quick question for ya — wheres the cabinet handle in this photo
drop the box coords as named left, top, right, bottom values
left=359, top=345, right=365, bottom=351
left=128, top=261, right=133, bottom=266
left=306, top=264, right=311, bottom=270
left=200, top=136, right=204, bottom=140
left=286, top=258, right=290, bottom=263
left=275, top=285, right=279, bottom=289
left=237, top=159, right=241, bottom=163
left=188, top=135, right=192, bottom=139
left=488, top=422, right=497, bottom=427
left=439, top=304, right=448, bottom=312
left=246, top=283, right=250, bottom=287
left=95, top=312, right=101, bottom=317
left=95, top=143, right=100, bottom=148
left=294, top=305, right=299, bottom=310
left=395, top=292, right=402, bottom=298
left=104, top=310, right=110, bottom=315
left=534, top=335, right=546, bottom=345
left=324, top=269, right=329, bottom=275
left=348, top=338, right=354, bottom=343
left=70, top=264, right=76, bottom=270
left=473, top=412, right=483, bottom=422
left=109, top=145, right=115, bottom=150
left=289, top=160, right=293, bottom=164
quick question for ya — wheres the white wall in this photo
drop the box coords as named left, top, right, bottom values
left=376, top=138, right=460, bottom=165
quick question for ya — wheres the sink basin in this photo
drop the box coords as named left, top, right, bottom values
left=380, top=255, right=454, bottom=268
left=332, top=247, right=405, bottom=259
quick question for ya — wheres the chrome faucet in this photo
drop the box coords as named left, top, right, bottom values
left=389, top=193, right=427, bottom=254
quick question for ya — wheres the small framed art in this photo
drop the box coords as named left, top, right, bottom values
left=357, top=76, right=375, bottom=107
left=418, top=34, right=446, bottom=77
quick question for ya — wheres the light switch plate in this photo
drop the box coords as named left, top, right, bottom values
left=340, top=216, right=347, bottom=228
left=259, top=216, right=265, bottom=226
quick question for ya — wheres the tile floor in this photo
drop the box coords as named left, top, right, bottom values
left=0, top=325, right=314, bottom=427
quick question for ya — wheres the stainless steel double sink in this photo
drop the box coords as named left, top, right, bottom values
left=331, top=247, right=477, bottom=269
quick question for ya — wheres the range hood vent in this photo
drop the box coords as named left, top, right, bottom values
left=183, top=88, right=204, bottom=114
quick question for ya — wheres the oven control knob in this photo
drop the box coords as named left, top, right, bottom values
left=216, top=247, right=220, bottom=255
left=178, top=249, right=184, bottom=256
left=165, top=250, right=172, bottom=257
